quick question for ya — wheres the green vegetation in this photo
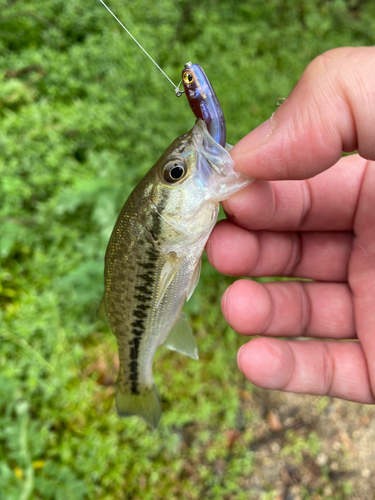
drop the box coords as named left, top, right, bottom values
left=1, top=0, right=374, bottom=498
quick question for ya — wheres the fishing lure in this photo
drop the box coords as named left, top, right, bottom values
left=181, top=62, right=226, bottom=147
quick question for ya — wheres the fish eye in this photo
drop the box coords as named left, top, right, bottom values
left=183, top=71, right=193, bottom=84
left=163, top=160, right=187, bottom=183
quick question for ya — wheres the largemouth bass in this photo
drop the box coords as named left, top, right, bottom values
left=101, top=63, right=252, bottom=429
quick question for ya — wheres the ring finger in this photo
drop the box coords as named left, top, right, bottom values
left=222, top=279, right=355, bottom=339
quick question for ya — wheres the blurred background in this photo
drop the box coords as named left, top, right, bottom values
left=1, top=0, right=375, bottom=498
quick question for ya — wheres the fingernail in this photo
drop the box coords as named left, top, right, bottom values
left=247, top=118, right=273, bottom=145
left=237, top=344, right=247, bottom=372
left=205, top=236, right=211, bottom=255
left=232, top=118, right=273, bottom=157
left=221, top=286, right=231, bottom=322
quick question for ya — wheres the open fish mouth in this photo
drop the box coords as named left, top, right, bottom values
left=189, top=119, right=253, bottom=200
left=192, top=119, right=232, bottom=175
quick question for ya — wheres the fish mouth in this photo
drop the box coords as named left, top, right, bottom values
left=193, top=120, right=229, bottom=173
left=190, top=119, right=233, bottom=184
left=190, top=119, right=253, bottom=200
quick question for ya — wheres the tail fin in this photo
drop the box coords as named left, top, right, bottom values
left=116, top=383, right=161, bottom=430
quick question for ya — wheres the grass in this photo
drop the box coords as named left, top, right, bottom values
left=1, top=0, right=375, bottom=498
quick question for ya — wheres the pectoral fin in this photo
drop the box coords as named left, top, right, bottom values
left=163, top=312, right=199, bottom=360
left=186, top=258, right=201, bottom=301
left=156, top=251, right=184, bottom=308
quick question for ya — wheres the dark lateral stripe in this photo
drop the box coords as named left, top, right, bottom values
left=132, top=329, right=144, bottom=336
left=134, top=294, right=150, bottom=301
left=138, top=262, right=155, bottom=270
left=129, top=193, right=168, bottom=395
left=130, top=337, right=141, bottom=360
left=133, top=310, right=147, bottom=320
left=135, top=285, right=152, bottom=295
left=135, top=302, right=151, bottom=311
left=137, top=273, right=155, bottom=283
left=146, top=249, right=158, bottom=261
left=131, top=319, right=145, bottom=330
left=134, top=336, right=140, bottom=350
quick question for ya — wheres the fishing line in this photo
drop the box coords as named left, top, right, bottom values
left=99, top=0, right=184, bottom=96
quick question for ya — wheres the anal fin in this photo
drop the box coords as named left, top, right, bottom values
left=163, top=312, right=199, bottom=360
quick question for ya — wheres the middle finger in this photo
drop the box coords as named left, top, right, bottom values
left=207, top=219, right=352, bottom=281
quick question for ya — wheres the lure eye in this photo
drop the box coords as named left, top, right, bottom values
left=163, top=161, right=186, bottom=183
left=183, top=71, right=193, bottom=84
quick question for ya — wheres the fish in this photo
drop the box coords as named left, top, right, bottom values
left=100, top=63, right=252, bottom=429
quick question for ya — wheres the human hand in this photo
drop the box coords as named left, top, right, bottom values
left=206, top=47, right=375, bottom=403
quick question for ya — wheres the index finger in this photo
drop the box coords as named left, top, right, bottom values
left=223, top=154, right=367, bottom=232
left=231, top=47, right=375, bottom=181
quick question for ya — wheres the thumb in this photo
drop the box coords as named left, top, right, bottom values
left=231, top=46, right=375, bottom=180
